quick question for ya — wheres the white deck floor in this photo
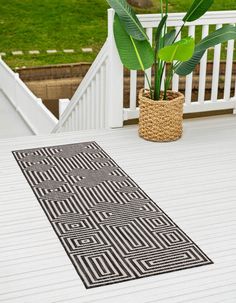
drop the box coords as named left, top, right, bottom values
left=0, top=115, right=236, bottom=303
left=0, top=90, right=33, bottom=138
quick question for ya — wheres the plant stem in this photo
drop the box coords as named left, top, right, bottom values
left=154, top=59, right=158, bottom=99
left=154, top=0, right=168, bottom=101
left=163, top=0, right=168, bottom=48
left=154, top=60, right=161, bottom=100
left=154, top=44, right=163, bottom=100
left=163, top=63, right=175, bottom=99
left=160, top=0, right=163, bottom=17
left=154, top=33, right=158, bottom=100
left=165, top=0, right=168, bottom=14
left=159, top=60, right=165, bottom=90
left=144, top=71, right=153, bottom=99
left=173, top=23, right=185, bottom=43
left=161, top=0, right=168, bottom=92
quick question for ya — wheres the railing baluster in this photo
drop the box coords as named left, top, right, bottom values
left=224, top=24, right=235, bottom=101
left=76, top=105, right=79, bottom=131
left=95, top=73, right=102, bottom=129
left=62, top=121, right=66, bottom=132
left=99, top=65, right=106, bottom=128
left=95, top=72, right=100, bottom=129
left=172, top=26, right=181, bottom=92
left=144, top=28, right=153, bottom=90
left=198, top=24, right=209, bottom=103
left=68, top=117, right=72, bottom=131
left=66, top=116, right=69, bottom=131
left=105, top=58, right=110, bottom=128
left=185, top=25, right=196, bottom=105
left=90, top=83, right=94, bottom=129
left=95, top=74, right=99, bottom=129
left=70, top=111, right=73, bottom=131
left=70, top=115, right=73, bottom=130
left=85, top=88, right=89, bottom=130
left=68, top=116, right=71, bottom=131
left=74, top=107, right=77, bottom=131
left=69, top=111, right=74, bottom=131
left=211, top=24, right=222, bottom=102
left=72, top=114, right=74, bottom=130
left=74, top=105, right=77, bottom=131
left=89, top=82, right=93, bottom=130
left=70, top=115, right=73, bottom=131
left=91, top=79, right=95, bottom=129
left=79, top=96, right=84, bottom=130
left=62, top=120, right=66, bottom=132
left=130, top=70, right=137, bottom=110
left=71, top=110, right=74, bottom=131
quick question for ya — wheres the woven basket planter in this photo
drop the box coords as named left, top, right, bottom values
left=138, top=89, right=184, bottom=142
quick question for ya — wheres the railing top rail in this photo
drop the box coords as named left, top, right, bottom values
left=0, top=57, right=58, bottom=133
left=0, top=58, right=58, bottom=124
left=0, top=57, right=13, bottom=74
left=108, top=9, right=236, bottom=28
left=0, top=58, right=39, bottom=102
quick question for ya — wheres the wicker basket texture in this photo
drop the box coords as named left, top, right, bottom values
left=138, top=89, right=184, bottom=142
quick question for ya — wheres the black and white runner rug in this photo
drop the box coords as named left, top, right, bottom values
left=13, top=142, right=213, bottom=288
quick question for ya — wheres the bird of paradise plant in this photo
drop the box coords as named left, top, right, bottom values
left=106, top=0, right=236, bottom=101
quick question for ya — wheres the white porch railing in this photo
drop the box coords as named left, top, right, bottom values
left=123, top=10, right=236, bottom=121
left=53, top=9, right=236, bottom=133
left=52, top=42, right=110, bottom=133
left=0, top=58, right=58, bottom=134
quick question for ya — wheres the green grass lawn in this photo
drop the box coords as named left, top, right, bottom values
left=0, top=0, right=236, bottom=68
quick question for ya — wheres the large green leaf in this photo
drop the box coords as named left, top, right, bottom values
left=160, top=29, right=176, bottom=47
left=158, top=37, right=195, bottom=62
left=113, top=14, right=154, bottom=70
left=176, top=25, right=236, bottom=75
left=183, top=0, right=214, bottom=22
left=107, top=0, right=148, bottom=41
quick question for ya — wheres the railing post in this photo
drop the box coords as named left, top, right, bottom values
left=107, top=9, right=124, bottom=128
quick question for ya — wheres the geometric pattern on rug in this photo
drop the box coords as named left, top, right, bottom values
left=13, top=142, right=213, bottom=288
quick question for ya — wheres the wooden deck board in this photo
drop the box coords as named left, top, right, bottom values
left=0, top=115, right=236, bottom=302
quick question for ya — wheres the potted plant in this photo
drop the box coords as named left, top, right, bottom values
left=106, top=0, right=236, bottom=142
